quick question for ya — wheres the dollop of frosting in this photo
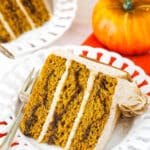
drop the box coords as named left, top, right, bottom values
left=118, top=86, right=149, bottom=118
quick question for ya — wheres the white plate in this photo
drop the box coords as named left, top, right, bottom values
left=1, top=0, right=77, bottom=57
left=0, top=46, right=150, bottom=150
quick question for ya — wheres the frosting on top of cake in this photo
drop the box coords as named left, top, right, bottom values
left=20, top=50, right=148, bottom=150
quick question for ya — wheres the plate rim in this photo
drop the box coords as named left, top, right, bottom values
left=0, top=45, right=150, bottom=150
left=1, top=0, right=77, bottom=58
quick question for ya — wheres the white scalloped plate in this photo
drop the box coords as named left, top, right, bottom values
left=1, top=0, right=77, bottom=57
left=0, top=46, right=150, bottom=150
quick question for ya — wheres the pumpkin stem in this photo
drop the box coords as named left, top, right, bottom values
left=123, top=0, right=133, bottom=11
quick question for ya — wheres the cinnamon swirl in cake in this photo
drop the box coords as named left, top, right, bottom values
left=20, top=49, right=148, bottom=150
left=0, top=0, right=51, bottom=43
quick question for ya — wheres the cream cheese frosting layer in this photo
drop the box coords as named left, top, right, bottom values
left=16, top=0, right=35, bottom=29
left=37, top=51, right=148, bottom=149
left=20, top=49, right=148, bottom=150
left=38, top=60, right=71, bottom=142
left=94, top=78, right=148, bottom=149
left=49, top=48, right=129, bottom=79
left=0, top=0, right=50, bottom=43
left=0, top=12, right=16, bottom=40
left=117, top=80, right=148, bottom=117
left=65, top=71, right=96, bottom=150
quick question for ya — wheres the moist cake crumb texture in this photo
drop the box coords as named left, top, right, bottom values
left=20, top=50, right=147, bottom=150
left=0, top=20, right=12, bottom=43
left=20, top=55, right=66, bottom=139
left=0, top=0, right=51, bottom=43
left=42, top=61, right=90, bottom=147
left=69, top=74, right=117, bottom=150
left=21, top=0, right=50, bottom=27
left=0, top=0, right=32, bottom=37
left=20, top=54, right=119, bottom=149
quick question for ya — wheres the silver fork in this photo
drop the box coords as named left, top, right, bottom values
left=49, top=0, right=54, bottom=14
left=0, top=68, right=39, bottom=150
left=0, top=45, right=15, bottom=59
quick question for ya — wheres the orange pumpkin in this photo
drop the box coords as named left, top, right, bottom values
left=92, top=0, right=150, bottom=55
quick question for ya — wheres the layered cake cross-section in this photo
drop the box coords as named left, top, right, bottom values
left=0, top=0, right=51, bottom=43
left=20, top=49, right=148, bottom=150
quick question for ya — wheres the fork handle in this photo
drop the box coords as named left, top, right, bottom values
left=0, top=103, right=24, bottom=150
left=0, top=45, right=15, bottom=59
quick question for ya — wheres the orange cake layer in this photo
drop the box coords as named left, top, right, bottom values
left=20, top=55, right=66, bottom=139
left=69, top=73, right=117, bottom=150
left=20, top=0, right=50, bottom=27
left=20, top=50, right=148, bottom=150
left=0, top=20, right=12, bottom=43
left=0, top=0, right=31, bottom=37
left=0, top=0, right=51, bottom=43
left=42, top=61, right=90, bottom=147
